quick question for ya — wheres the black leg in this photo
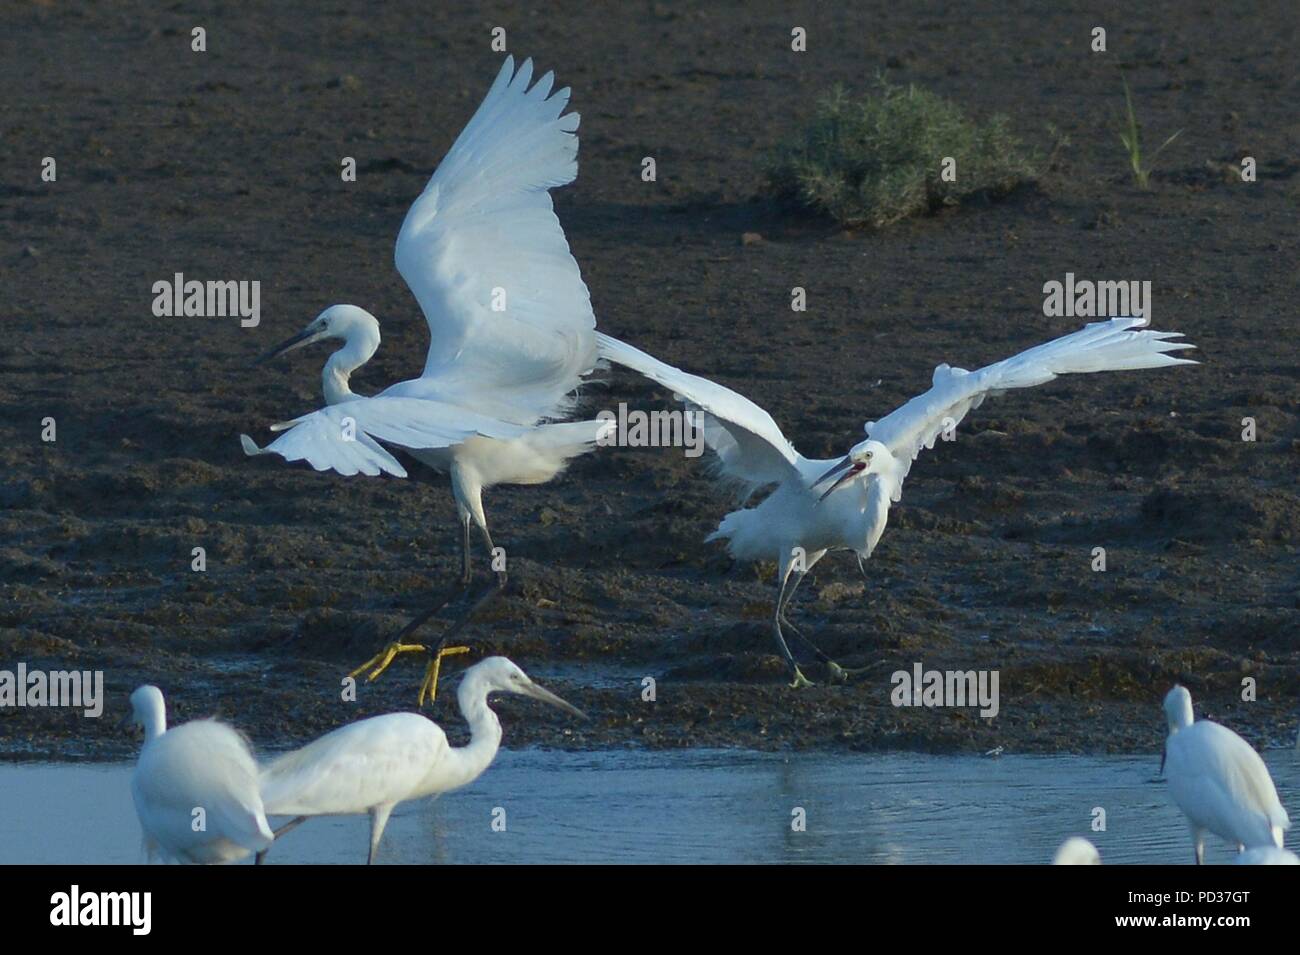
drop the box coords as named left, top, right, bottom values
left=779, top=570, right=834, bottom=664
left=772, top=569, right=812, bottom=687
left=426, top=523, right=507, bottom=649
left=255, top=815, right=308, bottom=864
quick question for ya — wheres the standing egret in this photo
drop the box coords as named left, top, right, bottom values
left=256, top=656, right=584, bottom=864
left=123, top=685, right=274, bottom=864
left=1052, top=836, right=1101, bottom=865
left=242, top=56, right=612, bottom=701
left=1162, top=685, right=1291, bottom=864
left=597, top=316, right=1196, bottom=686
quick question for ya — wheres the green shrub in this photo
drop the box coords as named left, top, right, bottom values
left=767, top=80, right=1038, bottom=228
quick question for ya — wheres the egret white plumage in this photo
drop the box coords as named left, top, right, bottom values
left=1052, top=836, right=1101, bottom=865
left=123, top=685, right=273, bottom=864
left=1162, top=685, right=1290, bottom=864
left=597, top=316, right=1196, bottom=686
left=241, top=56, right=611, bottom=702
left=256, top=656, right=584, bottom=864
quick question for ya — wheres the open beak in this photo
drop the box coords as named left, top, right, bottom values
left=812, top=456, right=862, bottom=502
left=523, top=681, right=587, bottom=720
left=256, top=326, right=325, bottom=364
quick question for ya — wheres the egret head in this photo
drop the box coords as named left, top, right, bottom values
left=120, top=684, right=166, bottom=738
left=471, top=656, right=587, bottom=719
left=812, top=439, right=890, bottom=502
left=258, top=304, right=380, bottom=363
left=1163, top=684, right=1194, bottom=734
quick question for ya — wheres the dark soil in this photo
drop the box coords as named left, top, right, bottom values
left=2, top=1, right=1298, bottom=761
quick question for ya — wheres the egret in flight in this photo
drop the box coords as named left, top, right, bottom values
left=256, top=656, right=584, bottom=864
left=123, top=685, right=274, bottom=864
left=1162, top=684, right=1290, bottom=864
left=242, top=56, right=612, bottom=702
left=598, top=316, right=1195, bottom=686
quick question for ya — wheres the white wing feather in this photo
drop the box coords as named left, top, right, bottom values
left=596, top=332, right=802, bottom=495
left=240, top=397, right=529, bottom=478
left=866, top=316, right=1196, bottom=497
left=260, top=714, right=448, bottom=816
left=395, top=56, right=596, bottom=425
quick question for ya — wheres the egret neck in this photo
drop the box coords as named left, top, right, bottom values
left=429, top=668, right=505, bottom=793
left=322, top=314, right=381, bottom=405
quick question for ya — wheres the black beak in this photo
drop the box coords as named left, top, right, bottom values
left=116, top=712, right=134, bottom=733
left=813, top=456, right=852, bottom=488
left=256, top=327, right=320, bottom=364
left=812, top=456, right=859, bottom=502
left=1158, top=743, right=1166, bottom=776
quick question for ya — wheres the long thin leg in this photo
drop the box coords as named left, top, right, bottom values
left=347, top=522, right=475, bottom=687
left=781, top=561, right=876, bottom=685
left=460, top=516, right=472, bottom=585
left=368, top=804, right=395, bottom=865
left=424, top=523, right=508, bottom=651
left=773, top=567, right=813, bottom=688
left=385, top=520, right=475, bottom=644
left=254, top=815, right=308, bottom=865
left=779, top=570, right=833, bottom=664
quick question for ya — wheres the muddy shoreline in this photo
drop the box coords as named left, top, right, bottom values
left=2, top=2, right=1298, bottom=762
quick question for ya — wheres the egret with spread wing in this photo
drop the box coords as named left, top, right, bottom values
left=242, top=57, right=611, bottom=701
left=598, top=316, right=1195, bottom=687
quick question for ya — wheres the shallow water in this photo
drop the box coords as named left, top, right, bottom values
left=2, top=749, right=1296, bottom=864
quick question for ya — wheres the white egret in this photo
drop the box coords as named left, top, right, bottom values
left=241, top=56, right=612, bottom=701
left=597, top=316, right=1196, bottom=686
left=256, top=656, right=584, bottom=864
left=123, top=685, right=274, bottom=864
left=1052, top=836, right=1101, bottom=865
left=1162, top=685, right=1291, bottom=864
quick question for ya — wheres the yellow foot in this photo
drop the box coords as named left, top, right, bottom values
left=347, top=642, right=430, bottom=684
left=417, top=646, right=471, bottom=708
left=827, top=662, right=849, bottom=684
left=789, top=667, right=815, bottom=689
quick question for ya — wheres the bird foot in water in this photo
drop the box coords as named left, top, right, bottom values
left=788, top=667, right=815, bottom=689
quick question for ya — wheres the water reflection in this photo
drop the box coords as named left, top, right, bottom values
left=1, top=749, right=1295, bottom=864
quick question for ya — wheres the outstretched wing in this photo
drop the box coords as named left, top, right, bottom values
left=395, top=56, right=596, bottom=426
left=597, top=333, right=802, bottom=496
left=240, top=396, right=527, bottom=478
left=866, top=316, right=1196, bottom=496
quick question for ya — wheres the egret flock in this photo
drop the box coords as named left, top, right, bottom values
left=115, top=56, right=1292, bottom=864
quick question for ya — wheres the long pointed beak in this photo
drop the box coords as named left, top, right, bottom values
left=1159, top=743, right=1166, bottom=776
left=523, top=681, right=587, bottom=720
left=116, top=712, right=134, bottom=732
left=813, top=456, right=852, bottom=489
left=813, top=456, right=859, bottom=503
left=257, top=327, right=325, bottom=364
